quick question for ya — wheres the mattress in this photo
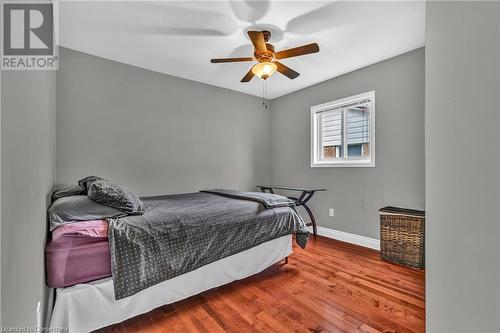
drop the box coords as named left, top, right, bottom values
left=46, top=220, right=111, bottom=288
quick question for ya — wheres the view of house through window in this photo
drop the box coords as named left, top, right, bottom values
left=311, top=91, right=375, bottom=167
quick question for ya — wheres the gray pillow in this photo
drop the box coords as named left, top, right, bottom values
left=49, top=195, right=126, bottom=230
left=88, top=180, right=144, bottom=215
left=51, top=185, right=86, bottom=202
left=78, top=176, right=105, bottom=192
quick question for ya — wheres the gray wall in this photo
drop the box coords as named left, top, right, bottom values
left=0, top=64, right=2, bottom=327
left=0, top=68, right=2, bottom=326
left=425, top=2, right=500, bottom=332
left=1, top=71, right=56, bottom=326
left=270, top=48, right=425, bottom=239
left=56, top=48, right=271, bottom=195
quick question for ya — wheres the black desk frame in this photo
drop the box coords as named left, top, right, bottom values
left=258, top=186, right=325, bottom=236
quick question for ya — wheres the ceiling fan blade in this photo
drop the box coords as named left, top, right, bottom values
left=103, top=3, right=239, bottom=36
left=286, top=2, right=360, bottom=34
left=241, top=67, right=255, bottom=82
left=274, top=61, right=300, bottom=79
left=275, top=43, right=320, bottom=60
left=128, top=26, right=229, bottom=36
left=247, top=31, right=267, bottom=52
left=229, top=1, right=270, bottom=24
left=211, top=57, right=254, bottom=63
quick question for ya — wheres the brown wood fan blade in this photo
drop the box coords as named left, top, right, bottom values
left=211, top=57, right=254, bottom=63
left=247, top=31, right=267, bottom=52
left=241, top=67, right=255, bottom=82
left=274, top=61, right=300, bottom=79
left=275, top=43, right=319, bottom=60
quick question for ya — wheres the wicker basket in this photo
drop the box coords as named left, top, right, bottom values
left=379, top=206, right=425, bottom=269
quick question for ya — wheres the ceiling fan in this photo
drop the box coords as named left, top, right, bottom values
left=210, top=30, right=319, bottom=82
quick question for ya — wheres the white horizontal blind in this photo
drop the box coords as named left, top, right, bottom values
left=346, top=108, right=369, bottom=145
left=321, top=109, right=342, bottom=147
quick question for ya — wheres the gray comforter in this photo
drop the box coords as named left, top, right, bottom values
left=108, top=191, right=309, bottom=299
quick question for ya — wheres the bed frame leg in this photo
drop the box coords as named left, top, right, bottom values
left=284, top=257, right=288, bottom=264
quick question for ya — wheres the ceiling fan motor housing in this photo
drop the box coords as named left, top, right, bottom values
left=255, top=44, right=275, bottom=63
left=262, top=30, right=272, bottom=42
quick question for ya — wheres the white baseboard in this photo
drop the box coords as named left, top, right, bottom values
left=308, top=226, right=380, bottom=251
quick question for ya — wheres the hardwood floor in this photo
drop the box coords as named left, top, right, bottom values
left=97, top=236, right=425, bottom=333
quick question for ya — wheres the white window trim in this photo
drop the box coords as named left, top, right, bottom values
left=310, top=91, right=376, bottom=168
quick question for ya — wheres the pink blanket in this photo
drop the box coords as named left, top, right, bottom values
left=52, top=219, right=108, bottom=240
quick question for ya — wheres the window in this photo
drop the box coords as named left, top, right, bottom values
left=311, top=91, right=375, bottom=167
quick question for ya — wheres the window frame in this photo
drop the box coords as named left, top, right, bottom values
left=310, top=91, right=376, bottom=168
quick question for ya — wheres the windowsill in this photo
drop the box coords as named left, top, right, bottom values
left=311, top=160, right=376, bottom=168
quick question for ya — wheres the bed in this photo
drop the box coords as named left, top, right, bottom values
left=46, top=185, right=308, bottom=331
left=50, top=235, right=292, bottom=332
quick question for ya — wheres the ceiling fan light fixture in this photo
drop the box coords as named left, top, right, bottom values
left=252, top=62, right=277, bottom=80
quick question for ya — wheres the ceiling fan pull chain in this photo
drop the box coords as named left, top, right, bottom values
left=265, top=80, right=268, bottom=109
left=262, top=80, right=267, bottom=109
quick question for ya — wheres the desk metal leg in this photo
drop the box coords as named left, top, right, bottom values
left=258, top=187, right=275, bottom=194
left=259, top=187, right=318, bottom=236
left=289, top=192, right=318, bottom=236
left=301, top=203, right=317, bottom=236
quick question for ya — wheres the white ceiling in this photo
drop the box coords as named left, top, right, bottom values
left=56, top=1, right=425, bottom=99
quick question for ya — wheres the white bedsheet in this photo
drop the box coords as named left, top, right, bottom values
left=49, top=235, right=292, bottom=332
